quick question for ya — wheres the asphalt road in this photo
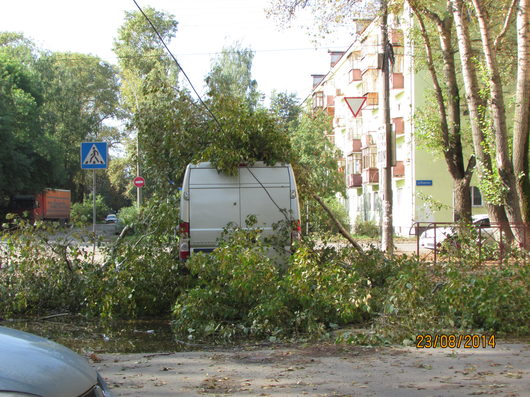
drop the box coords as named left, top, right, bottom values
left=95, top=341, right=530, bottom=397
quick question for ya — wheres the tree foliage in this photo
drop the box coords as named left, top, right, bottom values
left=0, top=49, right=58, bottom=203
left=36, top=52, right=121, bottom=201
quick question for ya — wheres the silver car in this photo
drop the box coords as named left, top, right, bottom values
left=419, top=214, right=497, bottom=250
left=0, top=325, right=114, bottom=397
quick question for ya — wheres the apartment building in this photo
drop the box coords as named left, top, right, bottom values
left=307, top=7, right=482, bottom=236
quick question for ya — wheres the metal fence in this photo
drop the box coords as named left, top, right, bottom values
left=410, top=221, right=529, bottom=265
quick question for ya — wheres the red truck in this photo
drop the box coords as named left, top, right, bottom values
left=9, top=189, right=71, bottom=223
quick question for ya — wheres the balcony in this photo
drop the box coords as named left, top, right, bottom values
left=349, top=68, right=362, bottom=82
left=392, top=73, right=404, bottom=89
left=392, top=117, right=405, bottom=136
left=352, top=139, right=362, bottom=152
left=325, top=95, right=335, bottom=117
left=360, top=53, right=383, bottom=73
left=364, top=92, right=379, bottom=108
left=362, top=168, right=379, bottom=184
left=392, top=161, right=405, bottom=178
left=390, top=29, right=404, bottom=46
left=361, top=134, right=374, bottom=148
left=347, top=174, right=362, bottom=188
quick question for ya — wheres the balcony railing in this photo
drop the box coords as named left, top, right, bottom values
left=393, top=161, right=405, bottom=178
left=392, top=73, right=404, bottom=89
left=352, top=139, right=362, bottom=152
left=347, top=174, right=362, bottom=188
left=390, top=29, right=404, bottom=46
left=362, top=168, right=379, bottom=184
left=364, top=92, right=378, bottom=108
left=349, top=68, right=362, bottom=82
left=393, top=117, right=405, bottom=136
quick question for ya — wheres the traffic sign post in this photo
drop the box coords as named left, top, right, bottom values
left=80, top=142, right=108, bottom=233
left=133, top=176, right=145, bottom=188
left=81, top=142, right=108, bottom=169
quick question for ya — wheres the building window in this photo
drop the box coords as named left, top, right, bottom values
left=347, top=118, right=363, bottom=140
left=471, top=186, right=483, bottom=206
left=347, top=153, right=362, bottom=175
left=313, top=91, right=324, bottom=108
left=362, top=145, right=378, bottom=169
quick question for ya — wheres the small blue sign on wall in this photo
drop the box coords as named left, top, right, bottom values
left=416, top=180, right=433, bottom=186
left=81, top=142, right=108, bottom=169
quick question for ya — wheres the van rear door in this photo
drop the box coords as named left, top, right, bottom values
left=188, top=167, right=239, bottom=249
left=239, top=166, right=291, bottom=235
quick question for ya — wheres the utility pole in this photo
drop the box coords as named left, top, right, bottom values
left=381, top=0, right=394, bottom=254
left=136, top=130, right=142, bottom=208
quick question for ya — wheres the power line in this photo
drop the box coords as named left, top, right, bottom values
left=131, top=0, right=224, bottom=132
left=132, top=0, right=292, bottom=221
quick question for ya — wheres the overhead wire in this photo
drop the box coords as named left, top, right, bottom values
left=131, top=0, right=224, bottom=132
left=131, top=0, right=292, bottom=222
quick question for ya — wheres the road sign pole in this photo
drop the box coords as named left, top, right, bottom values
left=92, top=170, right=96, bottom=234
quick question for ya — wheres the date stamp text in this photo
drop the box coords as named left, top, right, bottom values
left=416, top=334, right=496, bottom=349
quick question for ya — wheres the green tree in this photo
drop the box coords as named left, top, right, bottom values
left=290, top=109, right=344, bottom=199
left=113, top=7, right=187, bottom=197
left=201, top=44, right=291, bottom=175
left=36, top=52, right=121, bottom=201
left=406, top=0, right=476, bottom=223
left=205, top=43, right=262, bottom=110
left=290, top=109, right=356, bottom=240
left=269, top=90, right=301, bottom=130
left=0, top=49, right=59, bottom=205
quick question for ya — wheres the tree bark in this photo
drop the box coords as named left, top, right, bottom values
left=313, top=194, right=364, bottom=252
left=408, top=1, right=473, bottom=222
left=450, top=0, right=512, bottom=236
left=469, top=0, right=524, bottom=242
left=513, top=0, right=530, bottom=226
left=453, top=175, right=473, bottom=222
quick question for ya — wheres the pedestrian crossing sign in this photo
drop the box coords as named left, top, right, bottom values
left=81, top=142, right=108, bottom=169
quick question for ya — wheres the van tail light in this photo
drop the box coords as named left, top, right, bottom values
left=179, top=222, right=189, bottom=236
left=179, top=222, right=190, bottom=260
left=291, top=219, right=301, bottom=241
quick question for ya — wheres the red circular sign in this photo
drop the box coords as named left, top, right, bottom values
left=133, top=176, right=145, bottom=188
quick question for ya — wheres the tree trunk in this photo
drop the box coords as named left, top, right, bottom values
left=450, top=0, right=509, bottom=226
left=513, top=0, right=530, bottom=226
left=470, top=0, right=524, bottom=243
left=453, top=170, right=474, bottom=222
left=313, top=194, right=363, bottom=252
left=408, top=2, right=474, bottom=222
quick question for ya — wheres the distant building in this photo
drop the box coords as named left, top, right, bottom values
left=305, top=6, right=485, bottom=236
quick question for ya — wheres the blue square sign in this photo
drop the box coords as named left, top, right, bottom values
left=81, top=142, right=108, bottom=169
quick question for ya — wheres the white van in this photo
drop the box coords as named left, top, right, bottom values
left=179, top=162, right=301, bottom=260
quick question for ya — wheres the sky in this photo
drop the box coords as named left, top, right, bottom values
left=1, top=0, right=356, bottom=103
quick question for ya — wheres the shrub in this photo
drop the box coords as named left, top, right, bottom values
left=71, top=194, right=111, bottom=224
left=365, top=257, right=530, bottom=344
left=117, top=205, right=139, bottom=227
left=354, top=218, right=379, bottom=238
left=172, top=229, right=373, bottom=342
left=96, top=194, right=186, bottom=320
left=0, top=219, right=103, bottom=316
left=172, top=225, right=282, bottom=341
left=0, top=195, right=186, bottom=321
left=305, top=197, right=351, bottom=234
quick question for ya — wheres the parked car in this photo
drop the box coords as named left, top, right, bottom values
left=0, top=325, right=114, bottom=397
left=105, top=214, right=118, bottom=224
left=419, top=214, right=498, bottom=250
